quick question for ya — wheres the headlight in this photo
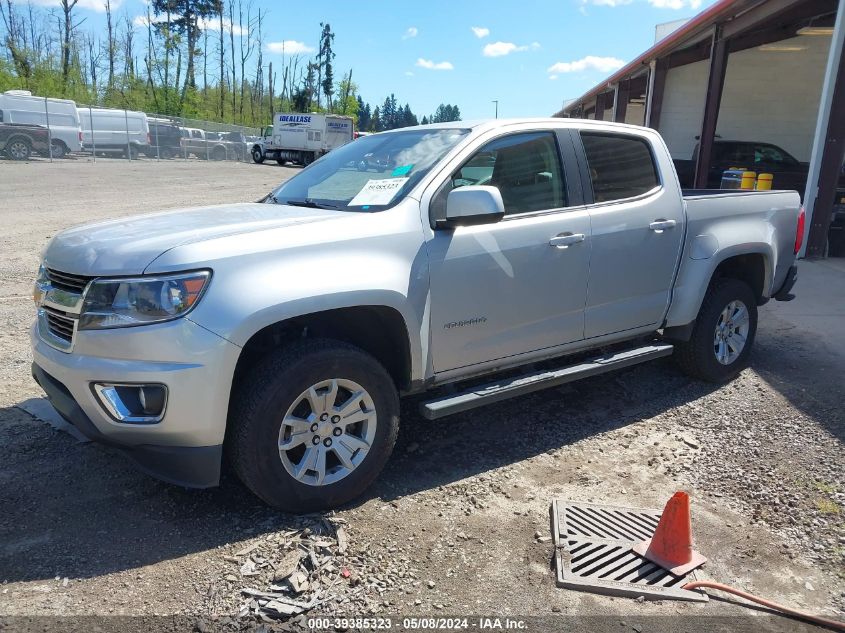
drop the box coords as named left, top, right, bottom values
left=79, top=270, right=211, bottom=330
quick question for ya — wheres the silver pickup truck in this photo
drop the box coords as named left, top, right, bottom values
left=31, top=119, right=802, bottom=511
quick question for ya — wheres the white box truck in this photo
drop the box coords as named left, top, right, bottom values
left=251, top=113, right=354, bottom=166
left=0, top=90, right=82, bottom=157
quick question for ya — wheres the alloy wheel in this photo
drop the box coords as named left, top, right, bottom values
left=713, top=299, right=749, bottom=365
left=278, top=378, right=377, bottom=486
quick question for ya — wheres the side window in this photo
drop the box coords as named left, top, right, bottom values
left=431, top=131, right=566, bottom=222
left=580, top=132, right=659, bottom=203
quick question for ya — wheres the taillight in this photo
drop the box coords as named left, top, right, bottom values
left=794, top=206, right=805, bottom=254
left=78, top=131, right=83, bottom=142
left=147, top=132, right=151, bottom=145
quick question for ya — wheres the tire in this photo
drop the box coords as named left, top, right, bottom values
left=159, top=147, right=173, bottom=159
left=276, top=158, right=286, bottom=165
left=675, top=278, right=758, bottom=383
left=252, top=147, right=265, bottom=164
left=212, top=146, right=226, bottom=161
left=124, top=145, right=139, bottom=160
left=50, top=140, right=67, bottom=159
left=6, top=138, right=31, bottom=160
left=228, top=338, right=400, bottom=512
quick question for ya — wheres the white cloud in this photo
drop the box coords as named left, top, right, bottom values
left=482, top=41, right=540, bottom=57
left=416, top=58, right=453, bottom=70
left=267, top=40, right=314, bottom=55
left=403, top=26, right=418, bottom=39
left=549, top=75, right=558, bottom=80
left=648, top=0, right=702, bottom=8
left=11, top=0, right=123, bottom=11
left=405, top=71, right=414, bottom=77
left=471, top=26, right=490, bottom=38
left=199, top=16, right=245, bottom=36
left=547, top=55, right=626, bottom=74
left=133, top=13, right=244, bottom=35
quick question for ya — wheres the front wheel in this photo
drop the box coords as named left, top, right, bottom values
left=228, top=339, right=400, bottom=512
left=675, top=278, right=758, bottom=383
left=252, top=147, right=265, bottom=163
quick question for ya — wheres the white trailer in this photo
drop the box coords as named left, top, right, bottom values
left=251, top=113, right=354, bottom=165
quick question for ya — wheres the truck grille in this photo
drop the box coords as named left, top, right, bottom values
left=44, top=307, right=76, bottom=343
left=45, top=268, right=93, bottom=293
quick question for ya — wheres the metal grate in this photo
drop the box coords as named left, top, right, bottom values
left=44, top=307, right=76, bottom=343
left=551, top=499, right=708, bottom=602
left=45, top=268, right=92, bottom=293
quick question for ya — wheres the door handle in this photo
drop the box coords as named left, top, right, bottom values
left=649, top=219, right=677, bottom=232
left=549, top=233, right=586, bottom=248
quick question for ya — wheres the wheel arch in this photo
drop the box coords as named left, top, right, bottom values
left=231, top=305, right=415, bottom=398
left=6, top=134, right=32, bottom=148
left=664, top=244, right=772, bottom=329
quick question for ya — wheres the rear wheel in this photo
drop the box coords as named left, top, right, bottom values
left=212, top=146, right=226, bottom=161
left=228, top=339, right=400, bottom=512
left=276, top=158, right=286, bottom=165
left=50, top=140, right=67, bottom=159
left=675, top=278, right=758, bottom=383
left=6, top=138, right=31, bottom=160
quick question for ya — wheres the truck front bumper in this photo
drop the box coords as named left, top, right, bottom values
left=30, top=318, right=241, bottom=488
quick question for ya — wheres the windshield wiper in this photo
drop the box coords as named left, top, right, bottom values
left=282, top=198, right=340, bottom=210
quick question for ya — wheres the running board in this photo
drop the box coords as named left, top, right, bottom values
left=420, top=344, right=674, bottom=420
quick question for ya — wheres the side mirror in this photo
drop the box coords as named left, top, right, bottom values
left=438, top=185, right=505, bottom=229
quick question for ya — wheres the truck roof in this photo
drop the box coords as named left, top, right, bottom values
left=385, top=118, right=656, bottom=135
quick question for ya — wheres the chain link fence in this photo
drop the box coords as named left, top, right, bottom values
left=0, top=95, right=262, bottom=164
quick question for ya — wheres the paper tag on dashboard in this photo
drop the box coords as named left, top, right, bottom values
left=348, top=178, right=409, bottom=206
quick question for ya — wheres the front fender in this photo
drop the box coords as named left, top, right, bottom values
left=148, top=201, right=430, bottom=383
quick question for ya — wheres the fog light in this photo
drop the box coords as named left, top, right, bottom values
left=92, top=383, right=168, bottom=424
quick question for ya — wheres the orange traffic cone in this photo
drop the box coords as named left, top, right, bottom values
left=632, top=491, right=706, bottom=576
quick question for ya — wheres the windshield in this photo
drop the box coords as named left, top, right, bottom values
left=267, top=128, right=470, bottom=211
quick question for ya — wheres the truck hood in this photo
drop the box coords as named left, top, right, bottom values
left=42, top=202, right=348, bottom=276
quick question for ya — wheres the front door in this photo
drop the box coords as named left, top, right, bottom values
left=427, top=131, right=591, bottom=373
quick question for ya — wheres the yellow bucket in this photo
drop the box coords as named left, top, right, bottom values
left=740, top=171, right=757, bottom=190
left=756, top=173, right=773, bottom=190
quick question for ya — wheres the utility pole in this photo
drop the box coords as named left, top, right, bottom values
left=492, top=100, right=499, bottom=119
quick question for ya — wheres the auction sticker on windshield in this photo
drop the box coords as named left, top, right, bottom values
left=348, top=178, right=409, bottom=206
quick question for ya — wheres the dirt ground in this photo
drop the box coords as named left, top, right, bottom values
left=0, top=160, right=842, bottom=632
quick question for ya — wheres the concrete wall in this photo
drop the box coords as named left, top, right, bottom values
left=658, top=34, right=832, bottom=161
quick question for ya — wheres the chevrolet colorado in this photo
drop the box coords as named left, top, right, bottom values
left=31, top=119, right=802, bottom=511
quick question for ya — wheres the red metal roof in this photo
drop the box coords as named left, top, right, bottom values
left=562, top=0, right=744, bottom=112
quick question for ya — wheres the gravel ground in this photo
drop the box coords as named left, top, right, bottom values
left=0, top=160, right=842, bottom=631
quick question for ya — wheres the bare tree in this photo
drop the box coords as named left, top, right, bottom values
left=228, top=0, right=236, bottom=120
left=218, top=3, right=225, bottom=118
left=60, top=0, right=79, bottom=84
left=237, top=0, right=255, bottom=120
left=84, top=32, right=101, bottom=93
left=267, top=60, right=274, bottom=122
left=103, top=0, right=115, bottom=90
left=122, top=14, right=135, bottom=78
left=0, top=1, right=32, bottom=81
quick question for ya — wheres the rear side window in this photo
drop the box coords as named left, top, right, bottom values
left=580, top=132, right=659, bottom=203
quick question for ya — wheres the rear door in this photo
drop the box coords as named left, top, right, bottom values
left=576, top=130, right=685, bottom=338
left=426, top=129, right=592, bottom=372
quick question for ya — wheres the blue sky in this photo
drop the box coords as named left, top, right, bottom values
left=21, top=0, right=716, bottom=120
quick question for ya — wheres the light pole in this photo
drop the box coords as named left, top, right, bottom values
left=492, top=100, right=499, bottom=119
